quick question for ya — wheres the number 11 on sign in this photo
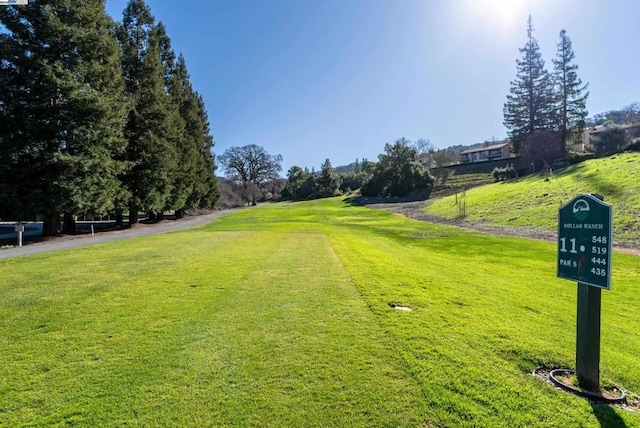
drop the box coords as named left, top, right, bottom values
left=559, top=237, right=578, bottom=254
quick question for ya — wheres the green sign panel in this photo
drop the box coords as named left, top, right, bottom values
left=557, top=194, right=613, bottom=289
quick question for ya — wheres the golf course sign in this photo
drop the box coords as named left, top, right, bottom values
left=557, top=194, right=612, bottom=289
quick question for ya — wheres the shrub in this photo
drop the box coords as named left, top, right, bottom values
left=215, top=178, right=246, bottom=208
left=361, top=139, right=434, bottom=197
left=625, top=139, right=640, bottom=152
left=491, top=164, right=517, bottom=182
left=340, top=171, right=371, bottom=192
left=593, top=126, right=627, bottom=157
left=566, top=151, right=596, bottom=165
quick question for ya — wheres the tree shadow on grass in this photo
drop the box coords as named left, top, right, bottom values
left=590, top=402, right=627, bottom=428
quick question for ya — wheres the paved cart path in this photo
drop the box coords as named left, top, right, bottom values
left=0, top=209, right=239, bottom=260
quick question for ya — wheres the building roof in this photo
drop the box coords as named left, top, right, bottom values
left=459, top=142, right=509, bottom=155
left=587, top=123, right=640, bottom=135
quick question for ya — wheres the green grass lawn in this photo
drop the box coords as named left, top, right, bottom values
left=425, top=152, right=640, bottom=246
left=2, top=198, right=640, bottom=426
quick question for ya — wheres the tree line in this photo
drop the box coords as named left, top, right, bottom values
left=587, top=103, right=640, bottom=127
left=216, top=138, right=435, bottom=204
left=0, top=0, right=218, bottom=236
left=282, top=138, right=434, bottom=201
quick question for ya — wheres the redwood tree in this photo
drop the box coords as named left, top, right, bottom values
left=504, top=16, right=554, bottom=154
left=117, top=0, right=179, bottom=223
left=552, top=29, right=589, bottom=150
left=0, top=0, right=127, bottom=235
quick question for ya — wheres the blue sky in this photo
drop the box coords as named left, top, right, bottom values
left=105, top=0, right=640, bottom=173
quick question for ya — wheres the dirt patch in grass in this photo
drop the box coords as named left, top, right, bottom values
left=533, top=366, right=640, bottom=413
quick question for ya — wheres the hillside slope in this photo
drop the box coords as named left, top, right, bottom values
left=424, top=152, right=640, bottom=246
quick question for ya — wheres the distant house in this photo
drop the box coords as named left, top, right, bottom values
left=568, top=123, right=640, bottom=152
left=458, top=142, right=511, bottom=164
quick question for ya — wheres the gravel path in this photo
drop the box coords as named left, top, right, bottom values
left=0, top=209, right=239, bottom=260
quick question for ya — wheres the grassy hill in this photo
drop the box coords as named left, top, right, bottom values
left=424, top=152, right=640, bottom=246
left=430, top=172, right=495, bottom=198
left=1, top=198, right=639, bottom=426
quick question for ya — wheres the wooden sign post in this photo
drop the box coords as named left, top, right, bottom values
left=557, top=194, right=612, bottom=390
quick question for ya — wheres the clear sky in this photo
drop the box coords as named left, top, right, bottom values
left=105, top=0, right=640, bottom=173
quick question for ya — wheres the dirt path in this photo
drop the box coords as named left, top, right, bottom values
left=0, top=208, right=240, bottom=260
left=358, top=198, right=640, bottom=256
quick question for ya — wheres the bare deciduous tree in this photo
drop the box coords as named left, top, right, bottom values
left=219, top=144, right=283, bottom=205
left=431, top=149, right=459, bottom=168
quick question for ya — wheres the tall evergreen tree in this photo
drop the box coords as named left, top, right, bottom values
left=552, top=29, right=589, bottom=150
left=317, top=159, right=342, bottom=198
left=0, top=0, right=127, bottom=235
left=117, top=0, right=178, bottom=223
left=152, top=24, right=184, bottom=220
left=114, top=0, right=152, bottom=224
left=155, top=22, right=176, bottom=90
left=503, top=16, right=554, bottom=154
left=167, top=54, right=201, bottom=217
left=168, top=57, right=219, bottom=212
left=128, top=27, right=178, bottom=222
left=191, top=93, right=219, bottom=209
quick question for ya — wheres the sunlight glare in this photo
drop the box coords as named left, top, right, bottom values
left=456, top=0, right=531, bottom=37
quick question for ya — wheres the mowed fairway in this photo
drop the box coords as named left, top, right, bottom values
left=1, top=198, right=640, bottom=426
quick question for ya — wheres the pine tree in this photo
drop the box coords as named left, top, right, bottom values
left=504, top=16, right=554, bottom=154
left=0, top=0, right=127, bottom=235
left=317, top=159, right=342, bottom=197
left=552, top=29, right=589, bottom=150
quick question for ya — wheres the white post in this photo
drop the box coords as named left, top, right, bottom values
left=14, top=224, right=25, bottom=247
